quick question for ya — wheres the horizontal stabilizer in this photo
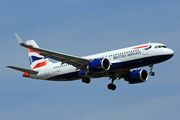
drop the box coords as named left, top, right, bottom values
left=7, top=66, right=38, bottom=74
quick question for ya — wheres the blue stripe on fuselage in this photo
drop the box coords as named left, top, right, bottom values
left=47, top=71, right=81, bottom=81
left=145, top=46, right=152, bottom=50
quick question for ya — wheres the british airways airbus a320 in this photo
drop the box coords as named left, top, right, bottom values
left=7, top=34, right=174, bottom=90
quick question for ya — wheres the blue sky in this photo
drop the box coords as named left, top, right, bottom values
left=1, top=0, right=180, bottom=120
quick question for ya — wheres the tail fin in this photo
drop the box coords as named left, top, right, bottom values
left=26, top=40, right=52, bottom=70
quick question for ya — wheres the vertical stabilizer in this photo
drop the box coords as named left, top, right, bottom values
left=26, top=40, right=51, bottom=70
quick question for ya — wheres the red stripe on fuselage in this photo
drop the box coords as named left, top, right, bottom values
left=133, top=45, right=152, bottom=49
left=31, top=60, right=49, bottom=70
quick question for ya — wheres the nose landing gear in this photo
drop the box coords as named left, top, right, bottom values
left=149, top=64, right=155, bottom=76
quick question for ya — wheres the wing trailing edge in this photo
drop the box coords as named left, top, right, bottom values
left=14, top=33, right=90, bottom=71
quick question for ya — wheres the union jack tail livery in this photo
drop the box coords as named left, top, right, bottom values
left=26, top=40, right=51, bottom=70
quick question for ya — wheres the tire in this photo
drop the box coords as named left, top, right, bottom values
left=108, top=83, right=116, bottom=90
left=150, top=72, right=155, bottom=76
left=82, top=77, right=91, bottom=84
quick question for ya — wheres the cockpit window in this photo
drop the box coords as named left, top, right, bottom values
left=162, top=46, right=167, bottom=48
left=155, top=45, right=167, bottom=49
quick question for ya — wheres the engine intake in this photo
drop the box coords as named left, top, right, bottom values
left=88, top=58, right=110, bottom=72
left=127, top=69, right=148, bottom=84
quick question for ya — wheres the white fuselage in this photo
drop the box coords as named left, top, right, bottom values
left=29, top=43, right=174, bottom=81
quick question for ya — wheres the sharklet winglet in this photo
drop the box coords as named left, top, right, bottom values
left=15, top=33, right=25, bottom=46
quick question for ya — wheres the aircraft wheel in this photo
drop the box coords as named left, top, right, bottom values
left=82, top=77, right=86, bottom=83
left=82, top=77, right=91, bottom=84
left=86, top=78, right=91, bottom=84
left=149, top=72, right=155, bottom=76
left=108, top=83, right=116, bottom=90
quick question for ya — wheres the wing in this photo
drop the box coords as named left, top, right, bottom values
left=15, top=33, right=90, bottom=70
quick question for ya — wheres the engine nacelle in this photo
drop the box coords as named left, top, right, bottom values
left=87, top=58, right=111, bottom=72
left=127, top=69, right=148, bottom=84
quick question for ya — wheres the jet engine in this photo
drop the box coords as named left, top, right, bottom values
left=87, top=58, right=111, bottom=72
left=127, top=69, right=148, bottom=84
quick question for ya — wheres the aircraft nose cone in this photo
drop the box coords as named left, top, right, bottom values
left=166, top=48, right=174, bottom=59
left=169, top=49, right=174, bottom=55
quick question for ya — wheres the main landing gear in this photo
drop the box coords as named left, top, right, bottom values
left=82, top=71, right=91, bottom=84
left=149, top=64, right=155, bottom=76
left=82, top=76, right=117, bottom=90
left=107, top=77, right=116, bottom=91
left=82, top=77, right=91, bottom=84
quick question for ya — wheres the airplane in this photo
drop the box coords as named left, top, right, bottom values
left=7, top=33, right=174, bottom=90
